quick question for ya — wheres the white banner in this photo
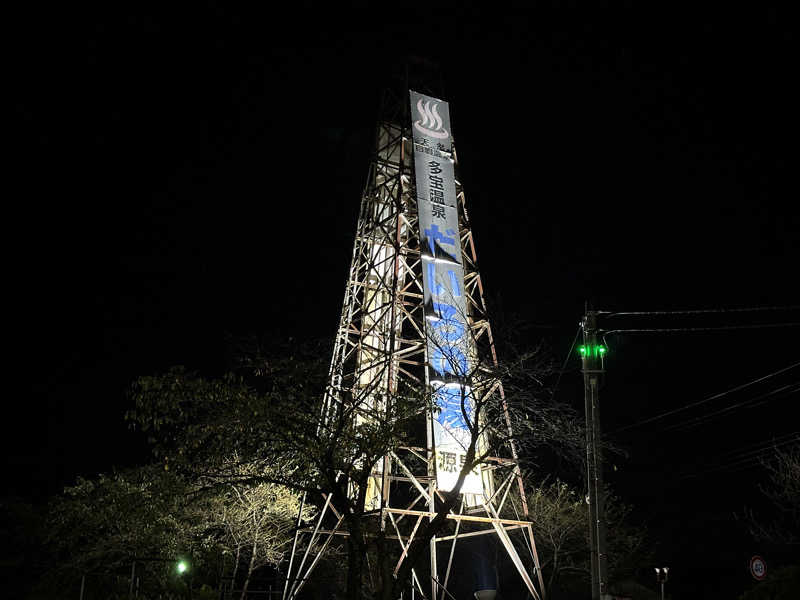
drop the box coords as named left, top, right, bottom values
left=411, top=90, right=482, bottom=495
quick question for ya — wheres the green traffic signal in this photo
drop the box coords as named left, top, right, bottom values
left=177, top=561, right=188, bottom=574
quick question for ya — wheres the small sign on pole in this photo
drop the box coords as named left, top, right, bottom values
left=749, top=555, right=767, bottom=581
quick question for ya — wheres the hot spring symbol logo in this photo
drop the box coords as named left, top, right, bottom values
left=414, top=98, right=449, bottom=139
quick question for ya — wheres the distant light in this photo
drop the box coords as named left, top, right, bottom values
left=177, top=561, right=188, bottom=574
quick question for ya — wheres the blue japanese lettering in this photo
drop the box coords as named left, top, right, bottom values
left=424, top=223, right=456, bottom=256
left=432, top=346, right=468, bottom=377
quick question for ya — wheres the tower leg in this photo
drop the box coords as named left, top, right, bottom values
left=286, top=495, right=333, bottom=600
left=289, top=516, right=344, bottom=600
left=484, top=503, right=542, bottom=600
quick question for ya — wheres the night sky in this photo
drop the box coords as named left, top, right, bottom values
left=8, top=3, right=799, bottom=597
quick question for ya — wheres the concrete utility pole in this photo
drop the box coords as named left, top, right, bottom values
left=581, top=308, right=609, bottom=600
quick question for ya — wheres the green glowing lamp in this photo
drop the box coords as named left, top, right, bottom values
left=177, top=561, right=188, bottom=574
left=578, top=345, right=607, bottom=358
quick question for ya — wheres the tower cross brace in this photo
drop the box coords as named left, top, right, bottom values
left=282, top=81, right=545, bottom=600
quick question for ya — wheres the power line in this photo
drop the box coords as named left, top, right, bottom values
left=684, top=431, right=800, bottom=473
left=666, top=383, right=800, bottom=432
left=680, top=458, right=765, bottom=480
left=715, top=433, right=799, bottom=465
left=678, top=434, right=800, bottom=480
left=551, top=324, right=581, bottom=403
left=670, top=433, right=800, bottom=478
left=677, top=433, right=800, bottom=480
left=672, top=433, right=799, bottom=474
left=603, top=322, right=800, bottom=335
left=604, top=305, right=800, bottom=317
left=654, top=433, right=800, bottom=482
left=609, top=361, right=800, bottom=434
left=716, top=432, right=800, bottom=460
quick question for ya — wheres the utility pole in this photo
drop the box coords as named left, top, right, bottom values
left=580, top=308, right=609, bottom=600
left=655, top=567, right=669, bottom=600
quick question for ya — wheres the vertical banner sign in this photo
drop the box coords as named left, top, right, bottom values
left=410, top=90, right=482, bottom=495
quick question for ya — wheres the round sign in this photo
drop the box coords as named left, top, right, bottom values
left=749, top=556, right=767, bottom=581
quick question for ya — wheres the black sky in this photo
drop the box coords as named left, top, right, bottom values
left=8, top=2, right=800, bottom=597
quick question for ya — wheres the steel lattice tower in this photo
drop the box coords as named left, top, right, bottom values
left=283, top=73, right=545, bottom=600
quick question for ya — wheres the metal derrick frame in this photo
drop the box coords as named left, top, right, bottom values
left=283, top=84, right=545, bottom=600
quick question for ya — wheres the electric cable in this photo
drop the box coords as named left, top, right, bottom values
left=689, top=434, right=799, bottom=473
left=680, top=458, right=764, bottom=480
left=604, top=305, right=800, bottom=317
left=712, top=433, right=799, bottom=465
left=715, top=432, right=799, bottom=460
left=678, top=434, right=799, bottom=479
left=608, top=361, right=800, bottom=434
left=603, top=322, right=800, bottom=335
left=550, top=324, right=581, bottom=402
left=680, top=448, right=797, bottom=480
left=666, top=384, right=800, bottom=431
left=674, top=433, right=799, bottom=479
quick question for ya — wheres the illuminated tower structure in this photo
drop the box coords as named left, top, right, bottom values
left=283, top=77, right=546, bottom=600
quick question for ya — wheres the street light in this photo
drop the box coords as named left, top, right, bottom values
left=655, top=567, right=669, bottom=600
left=177, top=560, right=192, bottom=599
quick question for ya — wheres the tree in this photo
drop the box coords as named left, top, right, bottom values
left=509, top=479, right=649, bottom=598
left=742, top=443, right=800, bottom=546
left=206, top=460, right=313, bottom=599
left=43, top=466, right=197, bottom=597
left=41, top=462, right=305, bottom=599
left=388, top=330, right=586, bottom=600
left=738, top=565, right=800, bottom=600
left=521, top=480, right=586, bottom=595
left=127, top=347, right=424, bottom=600
left=127, top=333, right=584, bottom=600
